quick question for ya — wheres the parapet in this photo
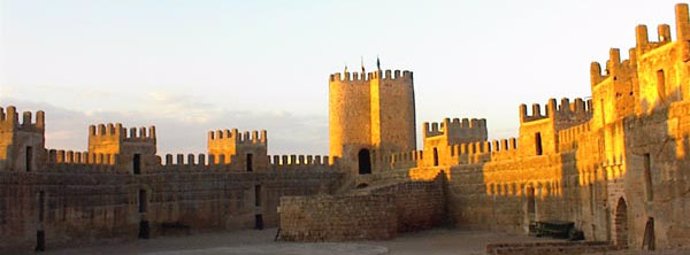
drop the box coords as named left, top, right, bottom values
left=207, top=128, right=267, bottom=145
left=389, top=150, right=423, bottom=170
left=519, top=98, right=592, bottom=124
left=0, top=106, right=45, bottom=132
left=329, top=70, right=413, bottom=83
left=634, top=4, right=688, bottom=55
left=88, top=123, right=156, bottom=142
left=48, top=149, right=117, bottom=165
left=423, top=118, right=487, bottom=140
left=423, top=117, right=488, bottom=147
left=590, top=48, right=638, bottom=87
left=45, top=149, right=118, bottom=173
left=269, top=154, right=332, bottom=171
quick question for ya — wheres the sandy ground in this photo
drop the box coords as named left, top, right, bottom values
left=38, top=228, right=549, bottom=255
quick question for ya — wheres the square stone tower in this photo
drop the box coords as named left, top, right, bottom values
left=0, top=106, right=46, bottom=172
left=88, top=123, right=157, bottom=174
left=329, top=68, right=416, bottom=175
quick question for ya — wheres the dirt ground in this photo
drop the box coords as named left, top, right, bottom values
left=37, top=228, right=548, bottom=255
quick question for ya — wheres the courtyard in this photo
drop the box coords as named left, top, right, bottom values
left=39, top=228, right=549, bottom=255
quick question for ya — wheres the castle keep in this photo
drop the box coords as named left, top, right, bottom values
left=329, top=67, right=416, bottom=175
left=3, top=3, right=690, bottom=253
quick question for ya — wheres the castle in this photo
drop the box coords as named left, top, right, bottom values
left=3, top=3, right=690, bottom=253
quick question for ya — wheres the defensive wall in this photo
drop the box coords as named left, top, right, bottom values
left=279, top=174, right=446, bottom=241
left=0, top=109, right=343, bottom=252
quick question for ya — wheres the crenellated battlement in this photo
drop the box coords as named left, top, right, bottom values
left=162, top=153, right=212, bottom=166
left=207, top=129, right=267, bottom=145
left=47, top=149, right=117, bottom=165
left=329, top=70, right=413, bottom=83
left=590, top=47, right=640, bottom=87
left=519, top=98, right=592, bottom=124
left=389, top=150, right=423, bottom=170
left=590, top=3, right=690, bottom=87
left=89, top=123, right=156, bottom=141
left=0, top=106, right=45, bottom=132
left=448, top=139, right=517, bottom=157
left=268, top=154, right=335, bottom=171
left=88, top=123, right=156, bottom=142
left=423, top=117, right=488, bottom=146
left=634, top=13, right=683, bottom=55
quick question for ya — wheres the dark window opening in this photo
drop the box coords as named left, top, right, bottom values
left=254, top=185, right=261, bottom=207
left=38, top=191, right=45, bottom=223
left=254, top=214, right=264, bottom=230
left=535, top=132, right=543, bottom=156
left=246, top=153, right=253, bottom=172
left=657, top=70, right=666, bottom=100
left=615, top=198, right=628, bottom=247
left=133, top=154, right=141, bottom=175
left=433, top=148, right=439, bottom=166
left=26, top=146, right=33, bottom=172
left=358, top=149, right=372, bottom=175
left=138, top=220, right=150, bottom=239
left=139, top=189, right=147, bottom=213
left=35, top=230, right=45, bottom=252
left=589, top=184, right=595, bottom=216
left=526, top=187, right=536, bottom=214
left=643, top=153, right=653, bottom=201
left=643, top=217, right=655, bottom=250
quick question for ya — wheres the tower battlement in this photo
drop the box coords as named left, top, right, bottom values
left=207, top=129, right=267, bottom=145
left=88, top=123, right=156, bottom=142
left=519, top=98, right=592, bottom=124
left=422, top=118, right=487, bottom=144
left=633, top=3, right=690, bottom=55
left=207, top=128, right=268, bottom=168
left=329, top=70, right=413, bottom=83
left=0, top=106, right=45, bottom=132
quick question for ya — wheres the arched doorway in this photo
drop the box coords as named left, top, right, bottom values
left=614, top=197, right=628, bottom=247
left=358, top=149, right=372, bottom=175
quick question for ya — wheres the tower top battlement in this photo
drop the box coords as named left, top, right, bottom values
left=422, top=117, right=488, bottom=146
left=208, top=129, right=267, bottom=145
left=519, top=98, right=592, bottom=124
left=88, top=123, right=156, bottom=142
left=0, top=106, right=45, bottom=133
left=329, top=70, right=413, bottom=83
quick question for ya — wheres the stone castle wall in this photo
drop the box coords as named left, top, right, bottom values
left=0, top=166, right=343, bottom=252
left=0, top=111, right=344, bottom=252
left=279, top=175, right=445, bottom=241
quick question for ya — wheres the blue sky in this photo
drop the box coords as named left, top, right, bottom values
left=0, top=0, right=683, bottom=155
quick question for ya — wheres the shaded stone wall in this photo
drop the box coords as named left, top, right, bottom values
left=279, top=176, right=445, bottom=241
left=0, top=168, right=342, bottom=252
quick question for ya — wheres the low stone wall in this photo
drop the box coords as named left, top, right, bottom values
left=279, top=176, right=446, bottom=241
left=373, top=179, right=446, bottom=233
left=279, top=194, right=397, bottom=241
left=485, top=241, right=615, bottom=255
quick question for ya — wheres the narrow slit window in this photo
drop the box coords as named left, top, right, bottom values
left=535, top=132, right=543, bottom=156
left=433, top=148, right=439, bottom=166
left=657, top=70, right=665, bottom=100
left=133, top=154, right=141, bottom=175
left=254, top=185, right=261, bottom=207
left=139, top=189, right=147, bottom=213
left=644, top=153, right=653, bottom=201
left=246, top=153, right=253, bottom=172
left=38, top=191, right=45, bottom=222
left=26, top=146, right=33, bottom=172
